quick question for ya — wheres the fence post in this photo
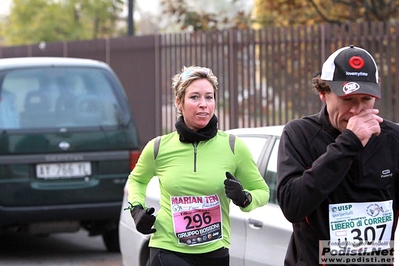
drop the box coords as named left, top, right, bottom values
left=228, top=29, right=238, bottom=129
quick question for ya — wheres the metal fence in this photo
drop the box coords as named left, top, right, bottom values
left=1, top=20, right=399, bottom=148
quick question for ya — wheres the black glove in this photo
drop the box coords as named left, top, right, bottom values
left=130, top=205, right=156, bottom=234
left=224, top=172, right=247, bottom=207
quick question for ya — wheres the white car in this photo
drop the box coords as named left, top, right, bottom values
left=119, top=125, right=292, bottom=266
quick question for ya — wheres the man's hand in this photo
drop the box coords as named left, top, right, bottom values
left=347, top=108, right=383, bottom=146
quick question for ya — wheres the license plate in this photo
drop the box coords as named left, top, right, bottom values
left=36, top=162, right=91, bottom=179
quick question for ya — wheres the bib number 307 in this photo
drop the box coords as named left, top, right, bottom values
left=328, top=200, right=393, bottom=251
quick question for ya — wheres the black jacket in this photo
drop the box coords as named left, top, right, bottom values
left=277, top=105, right=399, bottom=265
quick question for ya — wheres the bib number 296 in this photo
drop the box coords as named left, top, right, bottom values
left=184, top=212, right=211, bottom=229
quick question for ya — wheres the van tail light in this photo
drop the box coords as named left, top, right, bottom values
left=129, top=150, right=141, bottom=170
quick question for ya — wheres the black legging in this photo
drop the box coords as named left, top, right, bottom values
left=149, top=247, right=229, bottom=266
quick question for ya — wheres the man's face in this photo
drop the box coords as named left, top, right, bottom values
left=320, top=91, right=376, bottom=132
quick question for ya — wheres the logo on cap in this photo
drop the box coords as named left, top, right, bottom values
left=349, top=56, right=365, bottom=69
left=343, top=82, right=360, bottom=95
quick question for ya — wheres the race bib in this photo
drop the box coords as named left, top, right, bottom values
left=170, top=194, right=223, bottom=246
left=329, top=200, right=393, bottom=251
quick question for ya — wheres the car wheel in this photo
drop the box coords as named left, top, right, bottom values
left=102, top=229, right=120, bottom=252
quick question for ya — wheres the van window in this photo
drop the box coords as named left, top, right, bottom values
left=0, top=68, right=124, bottom=129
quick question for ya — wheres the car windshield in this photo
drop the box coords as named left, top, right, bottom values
left=0, top=67, right=125, bottom=129
left=237, top=136, right=267, bottom=162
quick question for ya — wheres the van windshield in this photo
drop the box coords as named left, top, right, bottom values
left=0, top=67, right=126, bottom=129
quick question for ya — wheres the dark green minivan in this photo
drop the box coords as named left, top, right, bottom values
left=0, top=57, right=141, bottom=252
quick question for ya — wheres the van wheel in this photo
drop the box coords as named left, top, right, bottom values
left=102, top=229, right=120, bottom=252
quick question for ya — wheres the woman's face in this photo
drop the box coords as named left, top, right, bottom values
left=175, top=79, right=215, bottom=132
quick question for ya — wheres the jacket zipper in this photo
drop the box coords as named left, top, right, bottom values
left=192, top=142, right=198, bottom=172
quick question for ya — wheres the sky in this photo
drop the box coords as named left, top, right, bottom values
left=0, top=0, right=160, bottom=15
left=0, top=0, right=12, bottom=15
left=0, top=0, right=252, bottom=16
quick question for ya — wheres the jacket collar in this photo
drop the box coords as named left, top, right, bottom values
left=317, top=105, right=342, bottom=137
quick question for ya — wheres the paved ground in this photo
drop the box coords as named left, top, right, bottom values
left=0, top=229, right=122, bottom=266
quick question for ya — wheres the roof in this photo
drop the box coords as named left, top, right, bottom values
left=226, top=125, right=285, bottom=137
left=0, top=57, right=109, bottom=71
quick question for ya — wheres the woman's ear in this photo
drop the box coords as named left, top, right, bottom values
left=175, top=98, right=181, bottom=110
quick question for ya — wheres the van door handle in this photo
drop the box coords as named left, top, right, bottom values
left=248, top=218, right=263, bottom=229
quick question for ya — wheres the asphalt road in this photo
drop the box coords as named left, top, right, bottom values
left=0, top=229, right=122, bottom=266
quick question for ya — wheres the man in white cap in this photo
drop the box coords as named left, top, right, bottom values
left=277, top=45, right=399, bottom=265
